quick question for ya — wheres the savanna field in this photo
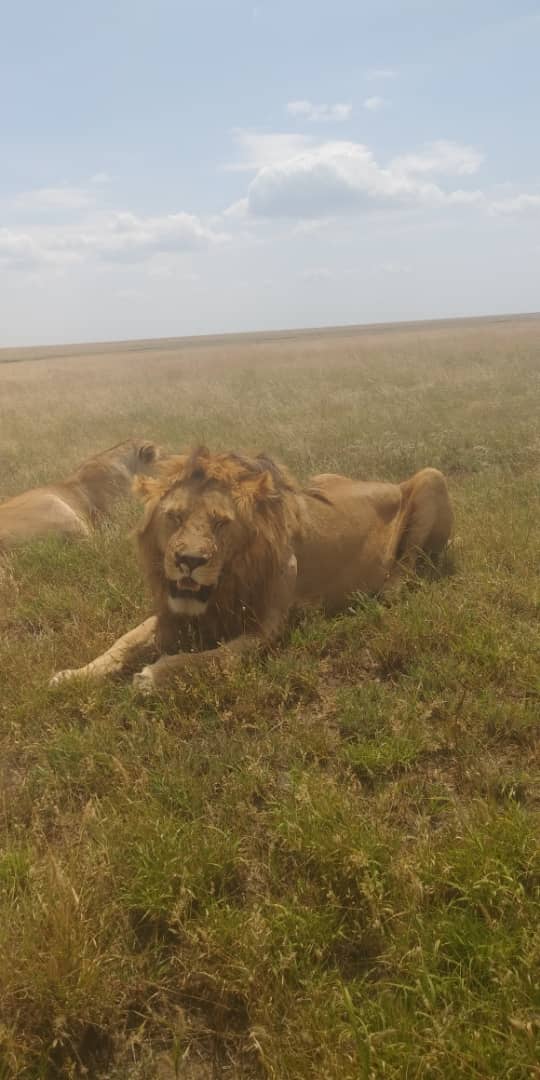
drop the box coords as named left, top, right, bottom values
left=0, top=316, right=539, bottom=1079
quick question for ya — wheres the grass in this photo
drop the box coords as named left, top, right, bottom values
left=0, top=315, right=539, bottom=1078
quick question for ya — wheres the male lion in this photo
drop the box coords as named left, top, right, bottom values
left=51, top=446, right=453, bottom=694
left=0, top=438, right=160, bottom=551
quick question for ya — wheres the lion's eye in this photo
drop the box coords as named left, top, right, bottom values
left=213, top=515, right=230, bottom=529
left=166, top=509, right=183, bottom=526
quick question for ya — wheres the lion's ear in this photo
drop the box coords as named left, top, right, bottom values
left=137, top=440, right=159, bottom=464
left=253, top=470, right=278, bottom=502
left=237, top=469, right=278, bottom=510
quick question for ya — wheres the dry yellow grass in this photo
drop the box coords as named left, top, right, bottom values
left=2, top=313, right=539, bottom=493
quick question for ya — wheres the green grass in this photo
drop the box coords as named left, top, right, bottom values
left=0, top=318, right=539, bottom=1077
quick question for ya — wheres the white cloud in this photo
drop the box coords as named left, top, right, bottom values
left=222, top=197, right=249, bottom=219
left=0, top=211, right=226, bottom=271
left=0, top=229, right=42, bottom=268
left=490, top=192, right=540, bottom=214
left=3, top=131, right=539, bottom=290
left=13, top=186, right=94, bottom=211
left=241, top=135, right=531, bottom=223
left=365, top=67, right=398, bottom=81
left=0, top=228, right=83, bottom=270
left=224, top=130, right=315, bottom=171
left=363, top=96, right=386, bottom=111
left=286, top=100, right=352, bottom=123
left=91, top=211, right=225, bottom=261
left=239, top=133, right=540, bottom=223
left=392, top=140, right=484, bottom=177
left=246, top=140, right=450, bottom=219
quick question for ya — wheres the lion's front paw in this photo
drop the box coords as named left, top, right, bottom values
left=49, top=668, right=79, bottom=688
left=132, top=665, right=157, bottom=696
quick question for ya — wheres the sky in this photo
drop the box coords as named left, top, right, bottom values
left=1, top=0, right=539, bottom=346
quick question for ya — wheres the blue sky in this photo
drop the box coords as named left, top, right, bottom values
left=1, top=0, right=539, bottom=345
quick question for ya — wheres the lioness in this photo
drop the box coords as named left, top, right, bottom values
left=51, top=446, right=453, bottom=694
left=0, top=438, right=160, bottom=551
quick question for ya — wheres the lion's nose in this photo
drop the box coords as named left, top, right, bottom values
left=175, top=553, right=209, bottom=572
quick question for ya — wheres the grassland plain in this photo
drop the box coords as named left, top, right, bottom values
left=0, top=316, right=539, bottom=1079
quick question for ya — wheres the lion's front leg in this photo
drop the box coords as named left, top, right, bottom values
left=132, top=635, right=260, bottom=695
left=50, top=616, right=158, bottom=687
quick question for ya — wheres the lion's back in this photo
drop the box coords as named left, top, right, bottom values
left=0, top=487, right=90, bottom=548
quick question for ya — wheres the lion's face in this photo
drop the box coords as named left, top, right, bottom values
left=136, top=448, right=298, bottom=620
left=151, top=481, right=253, bottom=616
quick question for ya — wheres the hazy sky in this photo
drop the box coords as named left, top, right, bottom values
left=1, top=0, right=539, bottom=346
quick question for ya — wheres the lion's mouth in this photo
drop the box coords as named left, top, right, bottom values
left=167, top=579, right=213, bottom=604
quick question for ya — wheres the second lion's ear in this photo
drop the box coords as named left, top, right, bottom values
left=138, top=440, right=159, bottom=464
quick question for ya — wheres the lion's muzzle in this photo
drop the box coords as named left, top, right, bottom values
left=166, top=578, right=214, bottom=615
left=167, top=579, right=213, bottom=603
